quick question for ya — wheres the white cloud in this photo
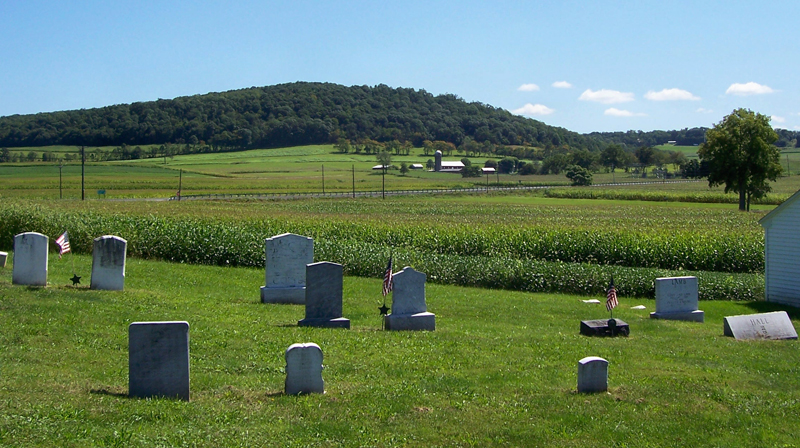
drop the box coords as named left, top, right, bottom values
left=604, top=108, right=646, bottom=117
left=771, top=115, right=786, bottom=123
left=726, top=82, right=775, bottom=96
left=518, top=83, right=540, bottom=92
left=696, top=108, right=713, bottom=114
left=579, top=89, right=634, bottom=104
left=512, top=103, right=554, bottom=116
left=552, top=81, right=572, bottom=89
left=794, top=125, right=800, bottom=130
left=644, top=88, right=700, bottom=101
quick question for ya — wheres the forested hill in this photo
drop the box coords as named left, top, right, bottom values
left=590, top=126, right=800, bottom=148
left=0, top=82, right=602, bottom=151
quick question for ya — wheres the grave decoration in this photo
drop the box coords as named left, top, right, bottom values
left=580, top=276, right=629, bottom=337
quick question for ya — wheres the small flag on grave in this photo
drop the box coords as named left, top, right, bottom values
left=606, top=277, right=618, bottom=312
left=55, top=231, right=70, bottom=258
left=382, top=256, right=393, bottom=297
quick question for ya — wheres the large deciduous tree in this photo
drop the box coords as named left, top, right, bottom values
left=698, top=108, right=782, bottom=211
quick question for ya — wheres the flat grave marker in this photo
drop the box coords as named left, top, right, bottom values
left=723, top=311, right=797, bottom=340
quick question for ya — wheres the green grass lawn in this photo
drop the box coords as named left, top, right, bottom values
left=1, top=254, right=799, bottom=447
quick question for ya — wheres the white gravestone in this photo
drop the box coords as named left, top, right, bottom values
left=285, top=343, right=324, bottom=395
left=723, top=311, right=798, bottom=340
left=91, top=235, right=127, bottom=291
left=650, top=276, right=704, bottom=322
left=385, top=267, right=435, bottom=331
left=577, top=356, right=608, bottom=393
left=129, top=321, right=190, bottom=401
left=298, top=262, right=350, bottom=329
left=0, top=251, right=7, bottom=268
left=12, top=232, right=48, bottom=286
left=261, top=233, right=314, bottom=304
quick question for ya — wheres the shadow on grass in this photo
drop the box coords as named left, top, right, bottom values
left=90, top=388, right=129, bottom=398
left=740, top=301, right=800, bottom=319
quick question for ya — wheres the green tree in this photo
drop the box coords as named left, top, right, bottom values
left=399, top=161, right=409, bottom=176
left=334, top=138, right=351, bottom=153
left=698, top=108, right=782, bottom=211
left=565, top=165, right=592, bottom=186
left=376, top=150, right=392, bottom=173
left=0, top=148, right=10, bottom=163
left=426, top=158, right=434, bottom=170
left=600, top=144, right=627, bottom=171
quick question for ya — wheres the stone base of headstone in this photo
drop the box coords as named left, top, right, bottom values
left=723, top=311, right=798, bottom=340
left=298, top=317, right=351, bottom=329
left=261, top=286, right=306, bottom=304
left=0, top=251, right=6, bottom=268
left=580, top=318, right=630, bottom=337
left=129, top=321, right=190, bottom=401
left=650, top=310, right=704, bottom=323
left=577, top=356, right=608, bottom=393
left=384, top=312, right=435, bottom=331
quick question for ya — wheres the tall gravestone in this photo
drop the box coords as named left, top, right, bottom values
left=12, top=232, right=48, bottom=286
left=261, top=233, right=314, bottom=304
left=650, top=276, right=704, bottom=322
left=129, top=321, right=190, bottom=401
left=91, top=235, right=127, bottom=291
left=723, top=311, right=798, bottom=340
left=385, top=267, right=436, bottom=331
left=298, top=262, right=350, bottom=329
left=577, top=356, right=608, bottom=393
left=285, top=343, right=324, bottom=395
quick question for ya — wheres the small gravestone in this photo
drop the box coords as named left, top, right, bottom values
left=577, top=356, right=608, bottom=393
left=91, top=235, right=127, bottom=291
left=385, top=267, right=435, bottom=331
left=0, top=251, right=7, bottom=268
left=723, top=311, right=798, bottom=340
left=12, top=232, right=48, bottom=286
left=650, top=276, right=703, bottom=322
left=129, top=321, right=190, bottom=401
left=285, top=343, right=324, bottom=395
left=261, top=233, right=314, bottom=304
left=298, top=262, right=350, bottom=329
left=580, top=318, right=629, bottom=337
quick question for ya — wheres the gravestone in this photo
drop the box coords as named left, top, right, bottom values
left=0, top=251, right=7, bottom=268
left=261, top=233, right=314, bottom=304
left=12, top=232, right=48, bottom=286
left=650, top=276, right=703, bottom=322
left=580, top=318, right=629, bottom=337
left=129, top=321, right=190, bottom=401
left=385, top=267, right=435, bottom=331
left=298, top=262, right=350, bottom=329
left=91, top=235, right=127, bottom=291
left=285, top=343, right=324, bottom=395
left=577, top=356, right=608, bottom=393
left=723, top=311, right=798, bottom=340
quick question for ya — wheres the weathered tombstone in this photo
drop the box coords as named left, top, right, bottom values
left=12, top=232, right=48, bottom=286
left=128, top=321, right=190, bottom=401
left=723, top=311, right=798, bottom=340
left=580, top=318, right=629, bottom=337
left=285, top=343, right=324, bottom=395
left=0, top=251, right=7, bottom=268
left=91, top=235, right=127, bottom=291
left=261, top=233, right=314, bottom=304
left=385, top=267, right=435, bottom=331
left=298, top=262, right=350, bottom=329
left=650, top=276, right=704, bottom=322
left=577, top=356, right=608, bottom=393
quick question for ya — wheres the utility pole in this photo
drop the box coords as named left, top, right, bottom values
left=81, top=146, right=85, bottom=201
left=352, top=164, right=355, bottom=198
left=382, top=166, right=385, bottom=199
left=178, top=169, right=182, bottom=201
left=59, top=162, right=63, bottom=199
left=322, top=164, right=325, bottom=194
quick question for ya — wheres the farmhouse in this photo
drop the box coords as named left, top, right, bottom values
left=433, top=150, right=465, bottom=173
left=759, top=189, right=800, bottom=307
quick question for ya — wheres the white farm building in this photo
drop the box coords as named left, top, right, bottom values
left=759, top=189, right=800, bottom=307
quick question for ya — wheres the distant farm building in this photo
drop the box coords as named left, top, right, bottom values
left=410, top=164, right=424, bottom=170
left=481, top=167, right=496, bottom=174
left=433, top=150, right=464, bottom=173
left=759, top=189, right=800, bottom=307
left=372, top=165, right=389, bottom=170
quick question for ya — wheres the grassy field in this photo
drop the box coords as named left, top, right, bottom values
left=1, top=254, right=799, bottom=447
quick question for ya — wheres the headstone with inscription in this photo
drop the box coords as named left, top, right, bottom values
left=91, top=235, right=127, bottom=291
left=128, top=321, right=190, bottom=401
left=0, top=251, right=7, bottom=268
left=12, top=232, right=48, bottom=286
left=577, top=356, right=608, bottom=393
left=261, top=233, right=314, bottom=304
left=298, top=262, right=350, bottom=329
left=285, top=343, right=324, bottom=395
left=385, top=267, right=435, bottom=331
left=650, top=276, right=704, bottom=322
left=723, top=311, right=797, bottom=340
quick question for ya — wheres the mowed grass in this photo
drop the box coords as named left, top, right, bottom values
left=1, top=254, right=799, bottom=447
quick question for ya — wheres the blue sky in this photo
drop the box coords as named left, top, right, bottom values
left=1, top=0, right=798, bottom=133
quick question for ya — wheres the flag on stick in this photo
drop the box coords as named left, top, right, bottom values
left=606, top=277, right=618, bottom=312
left=55, top=231, right=70, bottom=258
left=382, top=256, right=393, bottom=296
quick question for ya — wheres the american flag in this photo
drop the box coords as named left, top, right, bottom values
left=55, top=231, right=70, bottom=258
left=382, top=256, right=393, bottom=296
left=606, top=277, right=618, bottom=312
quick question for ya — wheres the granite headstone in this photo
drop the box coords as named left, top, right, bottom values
left=129, top=321, right=190, bottom=401
left=285, top=343, right=324, bottom=395
left=298, top=262, right=350, bottom=329
left=385, top=267, right=435, bottom=331
left=577, top=356, right=608, bottom=393
left=723, top=311, right=798, bottom=340
left=12, top=232, right=48, bottom=286
left=650, top=276, right=703, bottom=322
left=261, top=233, right=314, bottom=304
left=91, top=235, right=127, bottom=291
